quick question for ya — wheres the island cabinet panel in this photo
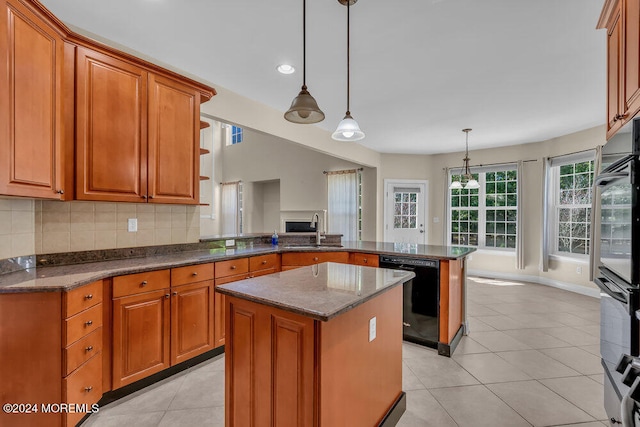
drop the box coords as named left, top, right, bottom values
left=147, top=73, right=200, bottom=204
left=0, top=0, right=72, bottom=199
left=318, top=285, right=402, bottom=426
left=171, top=280, right=215, bottom=365
left=76, top=46, right=148, bottom=203
left=214, top=258, right=249, bottom=348
left=225, top=298, right=315, bottom=427
left=439, top=259, right=464, bottom=344
left=281, top=251, right=349, bottom=270
left=112, top=289, right=171, bottom=389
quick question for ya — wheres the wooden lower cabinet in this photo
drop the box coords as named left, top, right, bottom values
left=350, top=252, right=379, bottom=267
left=439, top=259, right=464, bottom=345
left=171, top=280, right=215, bottom=365
left=225, top=285, right=403, bottom=427
left=112, top=289, right=171, bottom=389
left=281, top=251, right=349, bottom=270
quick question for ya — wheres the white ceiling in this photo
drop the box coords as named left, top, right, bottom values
left=40, top=0, right=607, bottom=155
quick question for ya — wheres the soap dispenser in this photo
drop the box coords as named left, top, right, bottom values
left=271, top=230, right=279, bottom=246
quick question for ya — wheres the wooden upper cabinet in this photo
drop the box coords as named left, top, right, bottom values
left=0, top=0, right=72, bottom=199
left=76, top=47, right=148, bottom=202
left=148, top=74, right=200, bottom=204
left=600, top=0, right=640, bottom=139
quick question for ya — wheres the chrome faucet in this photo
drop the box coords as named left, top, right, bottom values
left=310, top=211, right=327, bottom=246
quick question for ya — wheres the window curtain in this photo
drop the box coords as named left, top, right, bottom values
left=540, top=157, right=551, bottom=272
left=221, top=181, right=239, bottom=235
left=327, top=170, right=358, bottom=242
left=589, top=145, right=603, bottom=281
left=515, top=160, right=525, bottom=269
left=444, top=167, right=453, bottom=246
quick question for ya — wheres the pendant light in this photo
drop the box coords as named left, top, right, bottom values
left=284, top=0, right=325, bottom=124
left=449, top=129, right=480, bottom=190
left=332, top=0, right=365, bottom=141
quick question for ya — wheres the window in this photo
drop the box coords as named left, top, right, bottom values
left=449, top=167, right=518, bottom=249
left=327, top=170, right=361, bottom=241
left=224, top=124, right=243, bottom=146
left=548, top=155, right=595, bottom=256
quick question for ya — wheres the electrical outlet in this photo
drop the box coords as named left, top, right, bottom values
left=576, top=266, right=582, bottom=275
left=369, top=317, right=377, bottom=342
left=127, top=218, right=137, bottom=232
left=225, top=239, right=235, bottom=247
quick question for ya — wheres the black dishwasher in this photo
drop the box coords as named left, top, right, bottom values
left=379, top=255, right=439, bottom=348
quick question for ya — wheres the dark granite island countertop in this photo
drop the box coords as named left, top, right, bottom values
left=215, top=262, right=415, bottom=321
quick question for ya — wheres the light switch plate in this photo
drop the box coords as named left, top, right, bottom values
left=225, top=239, right=235, bottom=247
left=369, top=317, right=377, bottom=342
left=127, top=218, right=137, bottom=232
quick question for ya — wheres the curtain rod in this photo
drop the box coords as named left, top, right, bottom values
left=323, top=168, right=363, bottom=175
left=442, top=159, right=537, bottom=171
left=220, top=180, right=242, bottom=185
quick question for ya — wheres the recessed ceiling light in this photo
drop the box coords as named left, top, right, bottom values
left=277, top=64, right=295, bottom=75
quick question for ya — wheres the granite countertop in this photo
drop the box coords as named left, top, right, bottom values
left=216, top=262, right=415, bottom=321
left=0, top=241, right=473, bottom=293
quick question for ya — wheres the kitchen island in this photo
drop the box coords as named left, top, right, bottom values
left=216, top=262, right=415, bottom=427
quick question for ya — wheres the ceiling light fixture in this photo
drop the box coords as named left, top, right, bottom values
left=277, top=64, right=296, bottom=74
left=284, top=0, right=325, bottom=124
left=449, top=128, right=480, bottom=190
left=332, top=0, right=365, bottom=142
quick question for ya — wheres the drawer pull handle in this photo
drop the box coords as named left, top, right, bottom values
left=173, top=292, right=178, bottom=296
left=262, top=260, right=267, bottom=265
left=85, top=320, right=93, bottom=326
left=85, top=294, right=93, bottom=300
left=165, top=294, right=170, bottom=299
left=313, top=257, right=319, bottom=261
left=86, top=345, right=93, bottom=352
left=192, top=272, right=198, bottom=276
left=363, top=259, right=368, bottom=263
left=85, top=386, right=93, bottom=392
left=230, top=265, right=237, bottom=270
left=141, top=281, right=148, bottom=287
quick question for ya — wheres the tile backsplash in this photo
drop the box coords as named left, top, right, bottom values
left=0, top=198, right=36, bottom=259
left=35, top=201, right=200, bottom=254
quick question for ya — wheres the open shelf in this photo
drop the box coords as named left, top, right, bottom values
left=199, top=176, right=210, bottom=181
left=200, top=120, right=211, bottom=130
left=199, top=148, right=210, bottom=155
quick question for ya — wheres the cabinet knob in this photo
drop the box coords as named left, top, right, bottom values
left=173, top=292, right=178, bottom=296
left=262, top=260, right=267, bottom=265
left=86, top=345, right=93, bottom=352
left=192, top=272, right=198, bottom=276
left=149, top=195, right=154, bottom=199
left=165, top=294, right=170, bottom=299
left=363, top=259, right=368, bottom=263
left=85, top=320, right=93, bottom=326
left=84, top=386, right=93, bottom=392
left=230, top=265, right=237, bottom=270
left=85, top=294, right=93, bottom=300
left=141, top=281, right=147, bottom=287
left=141, top=195, right=148, bottom=199
left=313, top=257, right=319, bottom=261
left=56, top=189, right=64, bottom=195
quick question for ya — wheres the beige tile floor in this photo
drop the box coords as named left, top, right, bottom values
left=83, top=277, right=607, bottom=427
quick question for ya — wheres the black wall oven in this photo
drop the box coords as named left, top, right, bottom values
left=596, top=117, right=640, bottom=424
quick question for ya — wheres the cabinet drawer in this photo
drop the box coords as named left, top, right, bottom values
left=215, top=273, right=251, bottom=286
left=351, top=253, right=379, bottom=267
left=64, top=328, right=103, bottom=376
left=281, top=252, right=350, bottom=266
left=63, top=352, right=102, bottom=427
left=113, top=269, right=170, bottom=298
left=171, top=263, right=214, bottom=287
left=64, top=304, right=103, bottom=346
left=249, top=254, right=279, bottom=272
left=250, top=268, right=277, bottom=279
left=64, top=280, right=103, bottom=318
left=215, top=258, right=249, bottom=278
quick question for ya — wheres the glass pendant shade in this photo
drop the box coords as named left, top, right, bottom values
left=465, top=179, right=480, bottom=189
left=284, top=86, right=325, bottom=124
left=332, top=113, right=365, bottom=141
left=449, top=180, right=463, bottom=190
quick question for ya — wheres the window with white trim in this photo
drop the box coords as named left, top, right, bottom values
left=548, top=154, right=595, bottom=256
left=224, top=124, right=243, bottom=146
left=449, top=166, right=518, bottom=249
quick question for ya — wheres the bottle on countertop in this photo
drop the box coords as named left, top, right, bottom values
left=271, top=230, right=278, bottom=246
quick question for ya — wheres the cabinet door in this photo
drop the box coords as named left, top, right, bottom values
left=624, top=0, right=640, bottom=117
left=607, top=6, right=624, bottom=138
left=76, top=46, right=148, bottom=202
left=112, top=289, right=170, bottom=389
left=171, top=280, right=214, bottom=365
left=148, top=73, right=200, bottom=204
left=214, top=283, right=227, bottom=348
left=0, top=0, right=69, bottom=199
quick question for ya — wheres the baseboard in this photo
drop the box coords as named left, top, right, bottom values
left=467, top=269, right=601, bottom=298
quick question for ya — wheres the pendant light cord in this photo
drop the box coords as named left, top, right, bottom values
left=346, top=0, right=350, bottom=114
left=302, top=0, right=307, bottom=89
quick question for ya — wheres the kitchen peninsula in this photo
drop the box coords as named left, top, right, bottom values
left=216, top=262, right=415, bottom=427
left=0, top=239, right=472, bottom=427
